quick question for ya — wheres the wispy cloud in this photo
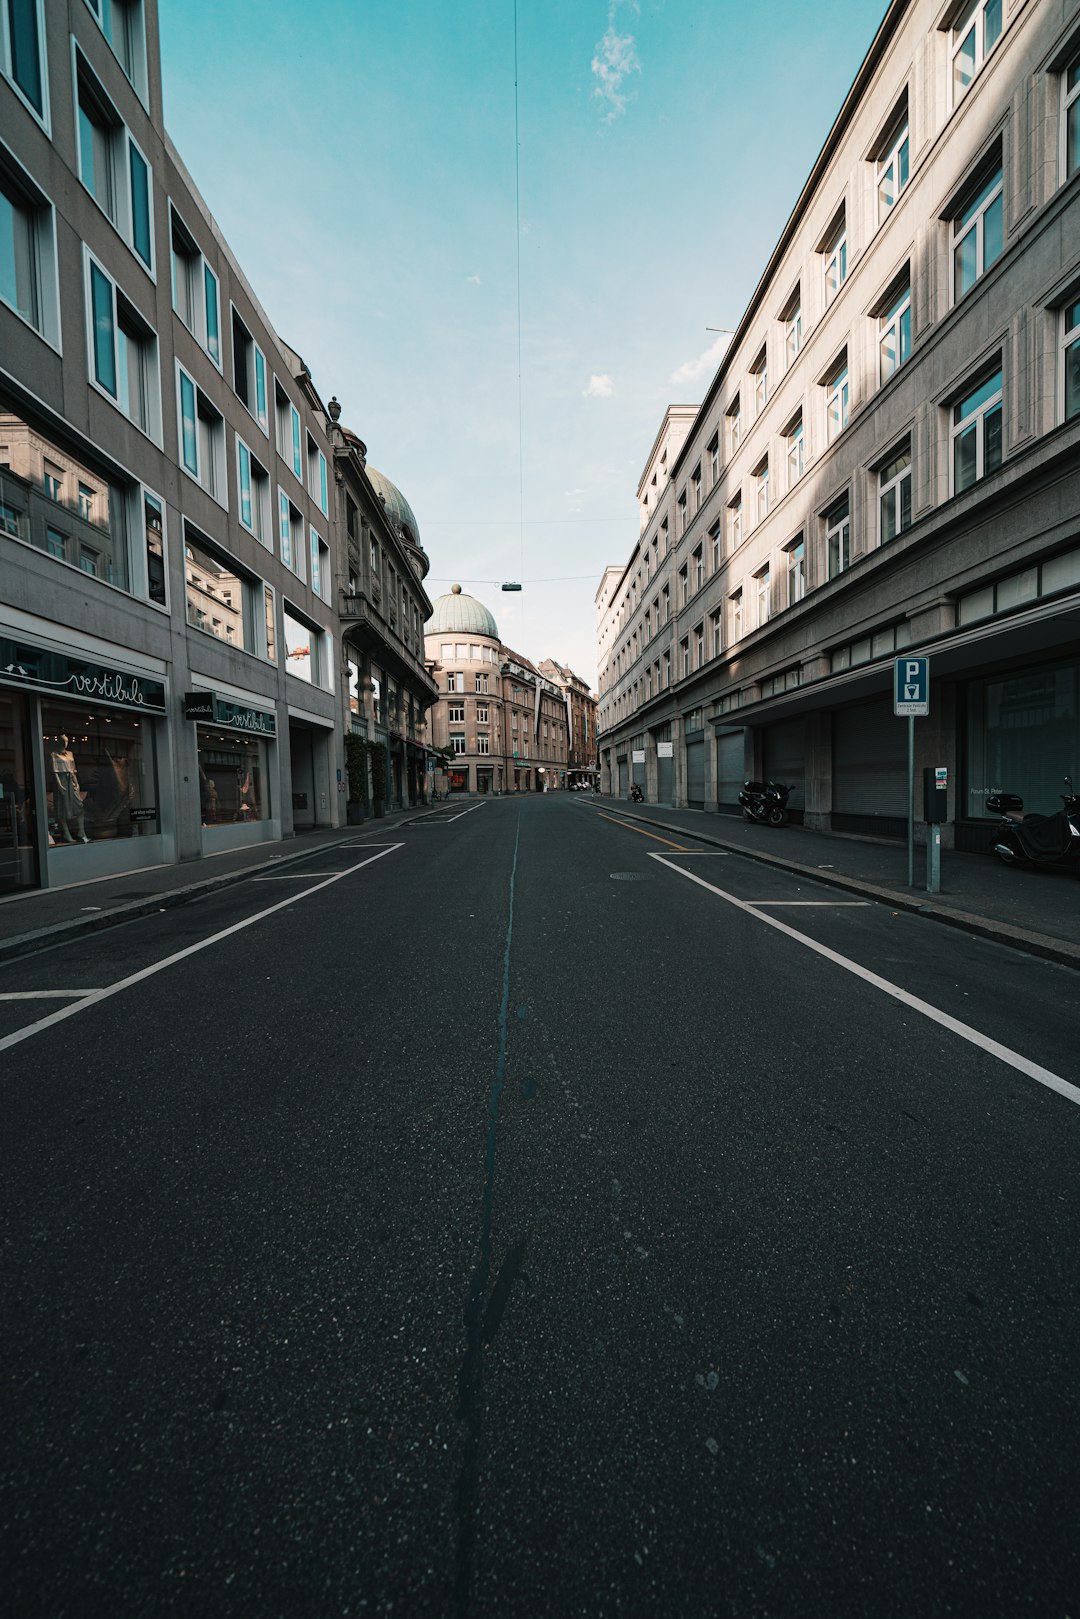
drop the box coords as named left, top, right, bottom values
left=583, top=373, right=615, bottom=398
left=466, top=274, right=481, bottom=285
left=591, top=3, right=640, bottom=122
left=669, top=333, right=732, bottom=391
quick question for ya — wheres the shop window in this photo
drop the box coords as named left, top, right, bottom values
left=965, top=662, right=1078, bottom=821
left=196, top=724, right=268, bottom=826
left=42, top=703, right=158, bottom=843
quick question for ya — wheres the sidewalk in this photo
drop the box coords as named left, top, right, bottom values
left=0, top=804, right=433, bottom=965
left=595, top=797, right=1080, bottom=970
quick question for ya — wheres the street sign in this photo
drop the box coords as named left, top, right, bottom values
left=632, top=749, right=645, bottom=764
left=657, top=741, right=674, bottom=758
left=894, top=655, right=929, bottom=717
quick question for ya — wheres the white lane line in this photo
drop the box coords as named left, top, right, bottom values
left=744, top=900, right=872, bottom=907
left=651, top=852, right=1080, bottom=1109
left=0, top=846, right=403, bottom=1055
left=415, top=803, right=487, bottom=824
left=0, top=990, right=104, bottom=1000
left=251, top=872, right=344, bottom=880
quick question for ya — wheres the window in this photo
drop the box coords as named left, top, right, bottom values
left=951, top=0, right=1002, bottom=104
left=178, top=371, right=227, bottom=505
left=678, top=564, right=689, bottom=606
left=263, top=583, right=277, bottom=662
left=952, top=367, right=1002, bottom=492
left=0, top=147, right=59, bottom=346
left=825, top=496, right=850, bottom=578
left=449, top=733, right=467, bottom=756
left=307, top=432, right=328, bottom=515
left=825, top=355, right=849, bottom=442
left=690, top=465, right=702, bottom=514
left=476, top=704, right=489, bottom=722
left=1063, top=297, right=1080, bottom=423
left=1066, top=54, right=1080, bottom=182
left=447, top=671, right=464, bottom=693
left=677, top=490, right=687, bottom=535
left=661, top=583, right=670, bottom=622
left=753, top=457, right=770, bottom=523
left=823, top=213, right=847, bottom=304
left=169, top=206, right=220, bottom=365
left=782, top=288, right=802, bottom=367
left=475, top=673, right=489, bottom=693
left=708, top=432, right=720, bottom=484
left=663, top=650, right=671, bottom=687
left=879, top=275, right=911, bottom=382
left=693, top=545, right=704, bottom=592
left=952, top=163, right=1003, bottom=298
left=275, top=381, right=303, bottom=480
left=75, top=50, right=153, bottom=271
left=277, top=489, right=304, bottom=578
left=876, top=103, right=909, bottom=218
left=644, top=609, right=651, bottom=642
left=726, top=396, right=741, bottom=453
left=787, top=536, right=806, bottom=605
left=728, top=492, right=742, bottom=551
left=86, top=254, right=161, bottom=439
left=477, top=734, right=491, bottom=756
left=447, top=703, right=465, bottom=723
left=694, top=624, right=704, bottom=667
left=729, top=589, right=743, bottom=642
left=710, top=609, right=722, bottom=658
left=785, top=416, right=804, bottom=485
left=231, top=308, right=268, bottom=433
left=752, top=348, right=768, bottom=414
left=879, top=445, right=912, bottom=542
left=680, top=637, right=690, bottom=679
left=708, top=518, right=721, bottom=572
left=283, top=604, right=329, bottom=688
left=84, top=0, right=148, bottom=102
left=237, top=439, right=270, bottom=546
left=308, top=527, right=329, bottom=601
left=2, top=0, right=47, bottom=123
left=184, top=524, right=256, bottom=651
left=756, top=565, right=771, bottom=625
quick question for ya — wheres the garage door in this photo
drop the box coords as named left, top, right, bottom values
left=685, top=734, right=706, bottom=808
left=763, top=718, right=805, bottom=822
left=715, top=730, right=745, bottom=813
left=832, top=698, right=907, bottom=835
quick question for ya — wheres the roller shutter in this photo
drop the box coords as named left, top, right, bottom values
left=716, top=730, right=745, bottom=811
left=763, top=718, right=806, bottom=818
left=685, top=734, right=706, bottom=807
left=832, top=698, right=907, bottom=830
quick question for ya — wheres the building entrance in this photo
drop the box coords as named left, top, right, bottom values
left=0, top=693, right=38, bottom=893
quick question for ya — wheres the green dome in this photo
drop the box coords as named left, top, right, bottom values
left=366, top=465, right=421, bottom=546
left=426, top=585, right=500, bottom=639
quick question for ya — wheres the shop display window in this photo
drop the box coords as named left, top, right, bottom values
left=196, top=726, right=269, bottom=825
left=966, top=661, right=1080, bottom=819
left=41, top=702, right=158, bottom=844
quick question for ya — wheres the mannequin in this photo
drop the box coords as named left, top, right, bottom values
left=49, top=735, right=88, bottom=844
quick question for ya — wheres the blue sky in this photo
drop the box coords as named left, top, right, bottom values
left=159, top=0, right=883, bottom=685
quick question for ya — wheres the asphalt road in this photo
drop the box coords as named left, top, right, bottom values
left=2, top=795, right=1078, bottom=1618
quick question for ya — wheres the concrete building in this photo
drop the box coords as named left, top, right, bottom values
left=424, top=587, right=570, bottom=793
left=538, top=659, right=599, bottom=784
left=0, top=0, right=433, bottom=895
left=597, top=0, right=1080, bottom=848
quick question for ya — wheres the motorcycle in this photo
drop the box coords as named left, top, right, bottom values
left=985, top=777, right=1080, bottom=870
left=738, top=779, right=790, bottom=827
left=629, top=782, right=644, bottom=803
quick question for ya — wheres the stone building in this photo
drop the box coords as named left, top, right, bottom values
left=424, top=587, right=570, bottom=793
left=539, top=660, right=599, bottom=784
left=597, top=0, right=1080, bottom=846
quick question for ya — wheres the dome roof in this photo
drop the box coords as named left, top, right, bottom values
left=427, top=584, right=500, bottom=639
left=366, top=465, right=421, bottom=546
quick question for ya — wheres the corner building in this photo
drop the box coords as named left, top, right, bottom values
left=597, top=0, right=1080, bottom=846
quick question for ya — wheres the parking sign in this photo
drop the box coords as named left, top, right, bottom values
left=894, top=656, right=929, bottom=717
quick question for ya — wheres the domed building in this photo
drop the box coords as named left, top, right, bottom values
left=425, top=586, right=571, bottom=795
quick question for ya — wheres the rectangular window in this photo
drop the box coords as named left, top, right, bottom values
left=694, top=624, right=704, bottom=667
left=729, top=588, right=743, bottom=642
left=184, top=524, right=253, bottom=650
left=3, top=0, right=46, bottom=121
left=708, top=518, right=721, bottom=572
left=86, top=254, right=160, bottom=439
left=752, top=347, right=768, bottom=414
left=0, top=153, right=58, bottom=345
left=176, top=363, right=225, bottom=500
left=143, top=487, right=166, bottom=605
left=680, top=637, right=689, bottom=679
left=782, top=288, right=802, bottom=367
left=951, top=0, right=1002, bottom=105
left=694, top=545, right=704, bottom=591
left=310, top=527, right=330, bottom=600
left=787, top=536, right=806, bottom=605
left=169, top=205, right=221, bottom=365
left=823, top=214, right=847, bottom=304
left=276, top=489, right=303, bottom=575
left=952, top=367, right=1002, bottom=492
left=677, top=490, right=687, bottom=535
left=450, top=733, right=466, bottom=756
left=728, top=492, right=742, bottom=551
left=756, top=565, right=771, bottom=625
left=708, top=432, right=720, bottom=484
left=84, top=0, right=148, bottom=102
left=1066, top=55, right=1080, bottom=182
left=825, top=356, right=849, bottom=441
left=75, top=50, right=153, bottom=270
left=726, top=396, right=741, bottom=453
left=785, top=417, right=804, bottom=485
left=877, top=106, right=909, bottom=218
left=1064, top=297, right=1080, bottom=424
left=476, top=704, right=489, bottom=723
left=232, top=308, right=268, bottom=432
left=710, top=609, right=722, bottom=658
left=754, top=458, right=770, bottom=523
left=283, top=604, right=328, bottom=688
left=275, top=381, right=303, bottom=478
left=263, top=583, right=277, bottom=662
left=879, top=276, right=912, bottom=382
left=879, top=445, right=912, bottom=543
left=953, top=164, right=1003, bottom=299
left=237, top=438, right=270, bottom=546
left=306, top=433, right=328, bottom=515
left=826, top=495, right=851, bottom=578
left=448, top=703, right=465, bottom=723
left=678, top=563, right=688, bottom=606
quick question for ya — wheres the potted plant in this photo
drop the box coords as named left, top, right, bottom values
left=344, top=733, right=368, bottom=825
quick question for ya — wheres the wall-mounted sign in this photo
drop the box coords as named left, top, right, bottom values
left=183, top=691, right=276, bottom=735
left=632, top=749, right=646, bottom=764
left=1, top=637, right=166, bottom=712
left=657, top=741, right=674, bottom=758
left=129, top=807, right=158, bottom=823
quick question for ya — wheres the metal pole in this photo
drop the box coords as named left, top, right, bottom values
left=907, top=715, right=914, bottom=887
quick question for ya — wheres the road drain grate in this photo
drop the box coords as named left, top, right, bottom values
left=610, top=872, right=652, bottom=881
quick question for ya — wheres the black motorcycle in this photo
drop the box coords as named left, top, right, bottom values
left=985, top=777, right=1080, bottom=870
left=738, top=779, right=790, bottom=827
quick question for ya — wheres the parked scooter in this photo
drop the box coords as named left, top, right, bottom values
left=629, top=782, right=644, bottom=803
left=985, top=777, right=1080, bottom=870
left=738, top=779, right=790, bottom=827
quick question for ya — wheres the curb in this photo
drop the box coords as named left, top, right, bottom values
left=599, top=804, right=1080, bottom=972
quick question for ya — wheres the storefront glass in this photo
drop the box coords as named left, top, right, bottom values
left=41, top=701, right=158, bottom=843
left=966, top=660, right=1080, bottom=818
left=0, top=693, right=37, bottom=891
left=197, top=725, right=269, bottom=825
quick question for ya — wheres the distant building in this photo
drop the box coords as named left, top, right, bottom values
left=538, top=660, right=599, bottom=783
left=424, top=587, right=570, bottom=792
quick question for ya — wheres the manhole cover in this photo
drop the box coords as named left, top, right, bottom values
left=610, top=872, right=652, bottom=881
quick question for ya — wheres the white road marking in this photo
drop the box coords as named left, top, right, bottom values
left=0, top=846, right=403, bottom=1055
left=651, top=853, right=1080, bottom=1109
left=744, top=900, right=872, bottom=907
left=414, top=803, right=487, bottom=824
left=251, top=872, right=344, bottom=880
left=0, top=990, right=104, bottom=1000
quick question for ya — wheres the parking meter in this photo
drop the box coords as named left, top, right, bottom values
left=923, top=766, right=948, bottom=824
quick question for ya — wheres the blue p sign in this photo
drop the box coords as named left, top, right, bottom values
left=894, top=655, right=929, bottom=716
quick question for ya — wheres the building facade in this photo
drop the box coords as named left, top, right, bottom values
left=539, top=659, right=599, bottom=784
left=0, top=0, right=432, bottom=895
left=424, top=587, right=571, bottom=793
left=597, top=0, right=1080, bottom=847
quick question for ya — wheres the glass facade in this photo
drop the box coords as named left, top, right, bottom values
left=965, top=659, right=1080, bottom=819
left=196, top=725, right=269, bottom=826
left=41, top=700, right=158, bottom=844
